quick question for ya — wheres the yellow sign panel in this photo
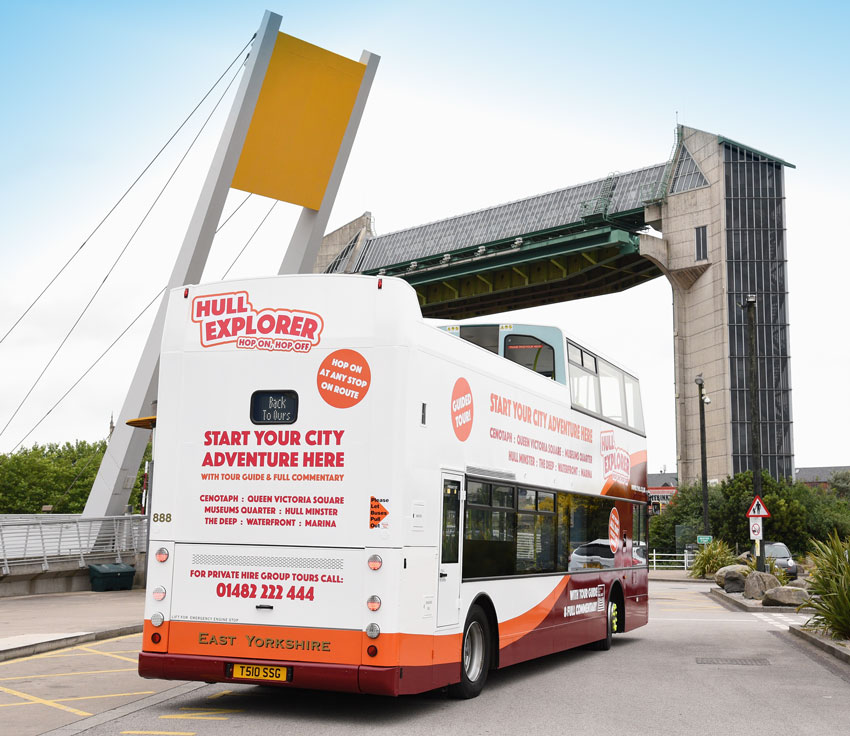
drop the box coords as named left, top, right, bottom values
left=231, top=33, right=366, bottom=210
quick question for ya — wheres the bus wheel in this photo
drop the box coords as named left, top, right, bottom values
left=592, top=597, right=617, bottom=651
left=449, top=604, right=491, bottom=699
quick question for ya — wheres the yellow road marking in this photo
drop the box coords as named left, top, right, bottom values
left=59, top=690, right=155, bottom=702
left=207, top=690, right=233, bottom=699
left=0, top=690, right=155, bottom=708
left=0, top=684, right=91, bottom=716
left=160, top=707, right=243, bottom=721
left=0, top=667, right=134, bottom=681
left=75, top=644, right=139, bottom=663
left=41, top=648, right=140, bottom=659
left=0, top=633, right=141, bottom=667
left=37, top=652, right=93, bottom=658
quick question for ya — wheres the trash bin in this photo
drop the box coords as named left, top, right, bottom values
left=88, top=563, right=136, bottom=591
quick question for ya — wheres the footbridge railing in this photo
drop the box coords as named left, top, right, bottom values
left=0, top=515, right=148, bottom=574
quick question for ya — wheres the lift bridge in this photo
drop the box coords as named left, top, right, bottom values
left=318, top=125, right=796, bottom=487
left=319, top=164, right=670, bottom=317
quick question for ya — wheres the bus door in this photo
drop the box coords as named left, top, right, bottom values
left=437, top=473, right=464, bottom=627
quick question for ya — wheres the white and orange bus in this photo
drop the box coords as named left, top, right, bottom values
left=139, top=274, right=648, bottom=698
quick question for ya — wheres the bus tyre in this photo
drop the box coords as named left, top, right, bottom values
left=449, top=605, right=491, bottom=699
left=592, top=597, right=617, bottom=651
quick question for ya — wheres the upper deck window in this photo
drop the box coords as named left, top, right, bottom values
left=598, top=359, right=626, bottom=424
left=459, top=325, right=499, bottom=354
left=567, top=341, right=644, bottom=434
left=504, top=334, right=555, bottom=379
left=624, top=373, right=645, bottom=434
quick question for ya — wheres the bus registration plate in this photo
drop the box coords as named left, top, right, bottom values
left=231, top=664, right=289, bottom=682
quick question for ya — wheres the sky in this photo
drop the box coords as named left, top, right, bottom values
left=1, top=0, right=848, bottom=476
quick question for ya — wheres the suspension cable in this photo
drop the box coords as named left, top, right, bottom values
left=0, top=34, right=255, bottom=349
left=216, top=192, right=253, bottom=235
left=7, top=190, right=256, bottom=453
left=10, top=288, right=166, bottom=452
left=0, top=51, right=248, bottom=442
left=221, top=200, right=279, bottom=279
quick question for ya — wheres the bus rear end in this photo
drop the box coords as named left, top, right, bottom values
left=139, top=275, right=419, bottom=695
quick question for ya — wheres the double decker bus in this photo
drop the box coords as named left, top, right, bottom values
left=139, top=274, right=648, bottom=698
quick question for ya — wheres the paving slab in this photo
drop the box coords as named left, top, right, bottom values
left=0, top=589, right=144, bottom=661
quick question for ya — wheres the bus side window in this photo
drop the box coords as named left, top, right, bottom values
left=557, top=493, right=570, bottom=571
left=441, top=480, right=460, bottom=564
left=463, top=482, right=515, bottom=578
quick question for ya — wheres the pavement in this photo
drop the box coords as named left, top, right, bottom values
left=646, top=569, right=708, bottom=583
left=0, top=589, right=144, bottom=662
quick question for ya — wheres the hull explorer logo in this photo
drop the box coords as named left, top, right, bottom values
left=192, top=291, right=324, bottom=353
left=600, top=429, right=630, bottom=487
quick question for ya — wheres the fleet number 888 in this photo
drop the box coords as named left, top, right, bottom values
left=153, top=513, right=172, bottom=523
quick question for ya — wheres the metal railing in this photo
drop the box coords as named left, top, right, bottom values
left=0, top=515, right=148, bottom=574
left=650, top=550, right=695, bottom=570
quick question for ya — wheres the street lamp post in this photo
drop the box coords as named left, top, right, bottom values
left=695, top=374, right=710, bottom=536
left=745, top=294, right=766, bottom=573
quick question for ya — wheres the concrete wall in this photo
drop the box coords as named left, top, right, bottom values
left=0, top=552, right=146, bottom=598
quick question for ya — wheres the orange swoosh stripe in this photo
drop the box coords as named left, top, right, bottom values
left=498, top=575, right=570, bottom=648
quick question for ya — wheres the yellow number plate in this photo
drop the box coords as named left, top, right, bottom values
left=231, top=663, right=289, bottom=682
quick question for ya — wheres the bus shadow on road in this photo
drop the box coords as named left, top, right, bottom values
left=485, top=635, right=642, bottom=691
left=171, top=636, right=643, bottom=722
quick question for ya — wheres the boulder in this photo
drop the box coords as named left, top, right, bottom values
left=744, top=571, right=780, bottom=599
left=724, top=569, right=746, bottom=593
left=762, top=586, right=810, bottom=607
left=787, top=578, right=811, bottom=590
left=715, top=564, right=750, bottom=587
left=737, top=551, right=754, bottom=564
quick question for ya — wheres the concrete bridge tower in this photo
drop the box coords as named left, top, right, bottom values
left=640, top=125, right=794, bottom=483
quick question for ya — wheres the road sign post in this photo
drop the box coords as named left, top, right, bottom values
left=746, top=495, right=770, bottom=568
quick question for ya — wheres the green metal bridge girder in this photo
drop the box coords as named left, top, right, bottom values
left=363, top=225, right=663, bottom=319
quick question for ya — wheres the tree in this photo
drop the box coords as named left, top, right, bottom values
left=649, top=470, right=850, bottom=555
left=0, top=438, right=151, bottom=515
left=830, top=470, right=850, bottom=499
left=649, top=482, right=723, bottom=552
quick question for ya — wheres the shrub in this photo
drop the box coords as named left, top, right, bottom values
left=689, top=540, right=738, bottom=578
left=800, top=531, right=850, bottom=640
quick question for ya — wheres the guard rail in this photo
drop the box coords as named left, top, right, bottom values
left=0, top=515, right=148, bottom=574
left=649, top=550, right=695, bottom=570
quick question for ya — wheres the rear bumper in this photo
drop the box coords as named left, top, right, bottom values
left=139, top=651, right=402, bottom=695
